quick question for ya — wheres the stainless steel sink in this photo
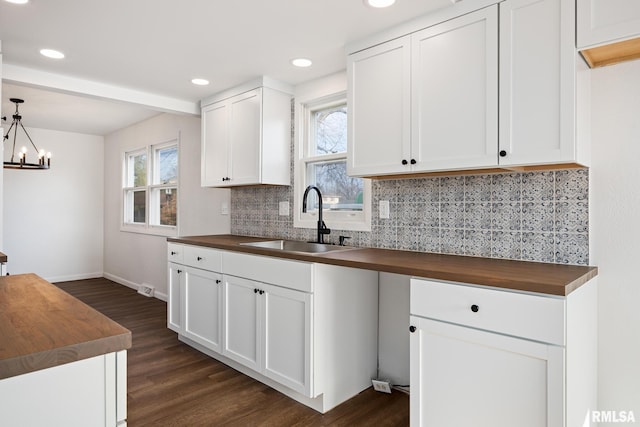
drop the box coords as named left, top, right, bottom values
left=240, top=240, right=355, bottom=254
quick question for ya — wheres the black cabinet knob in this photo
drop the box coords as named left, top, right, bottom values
left=254, top=288, right=258, bottom=293
left=409, top=325, right=417, bottom=333
left=170, top=251, right=177, bottom=255
left=197, top=256, right=203, bottom=261
left=402, top=159, right=408, bottom=165
left=177, top=269, right=182, bottom=274
left=410, top=159, right=416, bottom=165
left=215, top=279, right=221, bottom=284
left=471, top=304, right=479, bottom=313
left=259, top=290, right=265, bottom=295
left=499, top=150, right=507, bottom=157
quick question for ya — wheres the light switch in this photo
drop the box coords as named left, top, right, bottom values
left=279, top=201, right=290, bottom=216
left=379, top=200, right=390, bottom=219
left=221, top=202, right=229, bottom=215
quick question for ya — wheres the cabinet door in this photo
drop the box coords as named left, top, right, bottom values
left=201, top=101, right=229, bottom=186
left=499, top=0, right=576, bottom=166
left=577, top=0, right=640, bottom=48
left=347, top=35, right=411, bottom=177
left=223, top=275, right=261, bottom=371
left=262, top=283, right=313, bottom=397
left=167, top=262, right=182, bottom=333
left=411, top=6, right=498, bottom=171
left=228, top=88, right=262, bottom=186
left=182, top=267, right=223, bottom=353
left=409, top=316, right=564, bottom=427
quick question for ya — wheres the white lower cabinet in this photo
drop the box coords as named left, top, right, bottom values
left=222, top=275, right=260, bottom=371
left=410, top=317, right=563, bottom=426
left=167, top=262, right=182, bottom=332
left=409, top=277, right=597, bottom=427
left=167, top=243, right=378, bottom=413
left=223, top=275, right=312, bottom=396
left=183, top=267, right=223, bottom=352
left=168, top=263, right=223, bottom=352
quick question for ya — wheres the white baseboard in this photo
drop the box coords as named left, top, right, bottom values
left=103, top=272, right=168, bottom=302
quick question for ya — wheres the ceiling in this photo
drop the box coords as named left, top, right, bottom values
left=1, top=0, right=453, bottom=136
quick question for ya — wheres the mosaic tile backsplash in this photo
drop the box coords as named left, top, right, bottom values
left=230, top=168, right=589, bottom=265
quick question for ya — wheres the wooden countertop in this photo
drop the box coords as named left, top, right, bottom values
left=168, top=235, right=597, bottom=297
left=0, top=274, right=132, bottom=380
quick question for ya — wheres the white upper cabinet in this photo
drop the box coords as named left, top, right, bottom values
left=347, top=0, right=590, bottom=177
left=499, top=0, right=589, bottom=167
left=347, top=6, right=498, bottom=177
left=201, top=78, right=292, bottom=187
left=348, top=36, right=411, bottom=177
left=411, top=7, right=498, bottom=172
left=577, top=0, right=640, bottom=49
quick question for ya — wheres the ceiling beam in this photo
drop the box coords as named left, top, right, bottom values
left=2, top=63, right=200, bottom=116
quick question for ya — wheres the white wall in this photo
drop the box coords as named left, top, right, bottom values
left=103, top=113, right=230, bottom=299
left=590, top=60, right=640, bottom=417
left=3, top=128, right=104, bottom=281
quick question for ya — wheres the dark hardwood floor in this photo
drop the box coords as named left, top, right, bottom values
left=55, top=278, right=409, bottom=426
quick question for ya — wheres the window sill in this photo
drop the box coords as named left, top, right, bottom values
left=120, top=223, right=178, bottom=238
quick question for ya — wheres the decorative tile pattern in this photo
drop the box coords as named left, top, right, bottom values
left=229, top=113, right=589, bottom=266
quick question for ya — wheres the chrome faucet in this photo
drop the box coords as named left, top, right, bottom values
left=302, top=185, right=331, bottom=244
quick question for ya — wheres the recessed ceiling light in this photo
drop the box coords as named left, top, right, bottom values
left=291, top=58, right=312, bottom=68
left=191, top=78, right=210, bottom=86
left=5, top=0, right=29, bottom=4
left=40, top=49, right=65, bottom=59
left=364, top=0, right=396, bottom=7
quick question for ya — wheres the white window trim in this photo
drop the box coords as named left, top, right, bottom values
left=293, top=88, right=371, bottom=232
left=121, top=136, right=180, bottom=237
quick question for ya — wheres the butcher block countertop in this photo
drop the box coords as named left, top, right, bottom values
left=0, top=274, right=131, bottom=380
left=168, top=235, right=597, bottom=297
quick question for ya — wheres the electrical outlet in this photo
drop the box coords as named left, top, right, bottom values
left=138, top=284, right=155, bottom=298
left=372, top=379, right=392, bottom=394
left=221, top=202, right=229, bottom=215
left=379, top=200, right=390, bottom=219
left=279, top=201, right=290, bottom=216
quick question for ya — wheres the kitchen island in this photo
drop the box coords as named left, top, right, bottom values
left=0, top=273, right=131, bottom=426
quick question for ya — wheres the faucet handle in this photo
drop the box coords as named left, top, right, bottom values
left=338, top=235, right=351, bottom=246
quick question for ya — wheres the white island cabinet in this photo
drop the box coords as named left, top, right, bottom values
left=0, top=274, right=130, bottom=427
left=1, top=352, right=128, bottom=427
left=166, top=243, right=379, bottom=414
left=409, top=277, right=597, bottom=427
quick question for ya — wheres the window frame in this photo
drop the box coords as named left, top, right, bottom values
left=294, top=91, right=371, bottom=232
left=121, top=138, right=179, bottom=237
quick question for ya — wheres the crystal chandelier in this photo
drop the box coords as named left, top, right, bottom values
left=2, top=98, right=51, bottom=170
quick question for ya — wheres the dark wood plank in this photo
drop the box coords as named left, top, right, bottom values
left=0, top=274, right=131, bottom=379
left=56, top=278, right=409, bottom=426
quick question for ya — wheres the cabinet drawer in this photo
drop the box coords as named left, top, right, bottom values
left=167, top=243, right=184, bottom=263
left=183, top=245, right=222, bottom=271
left=223, top=251, right=313, bottom=293
left=410, top=278, right=565, bottom=345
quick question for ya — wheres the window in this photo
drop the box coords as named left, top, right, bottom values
left=295, top=93, right=371, bottom=231
left=123, top=139, right=178, bottom=235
